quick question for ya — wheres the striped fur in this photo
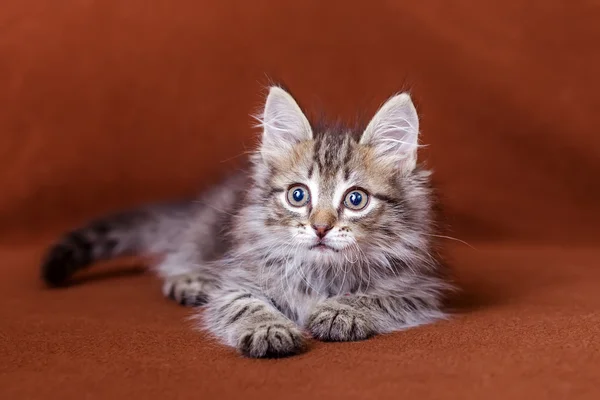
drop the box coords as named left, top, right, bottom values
left=41, top=87, right=452, bottom=358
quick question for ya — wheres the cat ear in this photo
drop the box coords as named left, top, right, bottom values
left=259, top=86, right=312, bottom=161
left=360, top=93, right=420, bottom=173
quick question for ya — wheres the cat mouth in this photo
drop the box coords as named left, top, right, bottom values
left=309, top=242, right=338, bottom=252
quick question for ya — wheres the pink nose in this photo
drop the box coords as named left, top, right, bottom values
left=312, top=224, right=332, bottom=239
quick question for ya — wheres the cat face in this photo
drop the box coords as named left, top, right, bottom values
left=247, top=87, right=431, bottom=265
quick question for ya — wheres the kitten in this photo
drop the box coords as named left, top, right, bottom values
left=41, top=86, right=451, bottom=358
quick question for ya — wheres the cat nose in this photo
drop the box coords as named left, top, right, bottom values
left=312, top=224, right=332, bottom=239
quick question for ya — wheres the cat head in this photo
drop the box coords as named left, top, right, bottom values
left=243, top=86, right=433, bottom=267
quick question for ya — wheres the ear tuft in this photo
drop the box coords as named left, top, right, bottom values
left=360, top=93, right=420, bottom=173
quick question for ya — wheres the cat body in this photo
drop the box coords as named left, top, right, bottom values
left=42, top=87, right=450, bottom=357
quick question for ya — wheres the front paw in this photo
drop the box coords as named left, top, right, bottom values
left=237, top=322, right=306, bottom=358
left=162, top=274, right=216, bottom=307
left=307, top=303, right=375, bottom=342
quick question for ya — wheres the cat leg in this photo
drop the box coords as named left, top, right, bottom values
left=203, top=289, right=306, bottom=358
left=306, top=296, right=375, bottom=342
left=307, top=286, right=446, bottom=341
left=155, top=248, right=220, bottom=307
left=162, top=273, right=218, bottom=306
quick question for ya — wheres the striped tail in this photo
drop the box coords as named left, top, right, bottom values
left=41, top=202, right=194, bottom=287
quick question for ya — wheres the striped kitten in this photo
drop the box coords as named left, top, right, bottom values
left=41, top=86, right=451, bottom=358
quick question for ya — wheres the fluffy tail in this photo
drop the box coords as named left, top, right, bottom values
left=41, top=201, right=195, bottom=287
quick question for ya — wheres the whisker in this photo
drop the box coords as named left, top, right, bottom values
left=423, top=233, right=477, bottom=250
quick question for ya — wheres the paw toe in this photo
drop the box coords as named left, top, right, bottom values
left=308, top=306, right=374, bottom=342
left=162, top=276, right=212, bottom=307
left=238, top=324, right=305, bottom=358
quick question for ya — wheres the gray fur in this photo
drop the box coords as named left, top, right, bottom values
left=42, top=87, right=452, bottom=358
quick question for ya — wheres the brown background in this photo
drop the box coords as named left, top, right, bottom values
left=1, top=1, right=599, bottom=399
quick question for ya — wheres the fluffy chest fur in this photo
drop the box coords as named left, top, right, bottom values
left=220, top=243, right=376, bottom=325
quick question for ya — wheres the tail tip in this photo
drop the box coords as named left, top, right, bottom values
left=41, top=244, right=79, bottom=287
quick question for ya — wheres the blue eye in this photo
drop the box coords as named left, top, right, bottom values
left=293, top=189, right=304, bottom=202
left=344, top=189, right=369, bottom=210
left=287, top=184, right=310, bottom=207
left=349, top=192, right=362, bottom=206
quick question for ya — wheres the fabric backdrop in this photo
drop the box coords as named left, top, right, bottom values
left=1, top=1, right=599, bottom=399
